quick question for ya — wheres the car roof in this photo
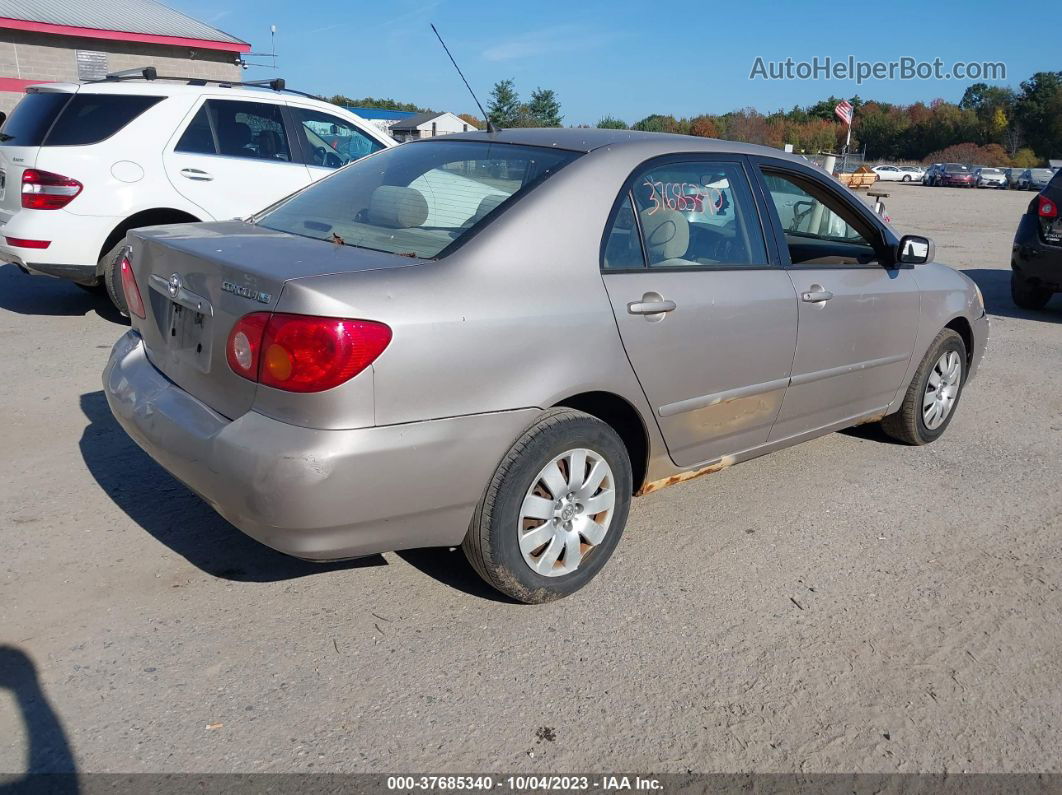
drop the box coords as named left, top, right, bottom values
left=436, top=127, right=814, bottom=163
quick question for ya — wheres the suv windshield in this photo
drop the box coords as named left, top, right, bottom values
left=257, top=140, right=580, bottom=258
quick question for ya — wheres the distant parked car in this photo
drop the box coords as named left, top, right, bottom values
left=0, top=71, right=396, bottom=312
left=1018, top=168, right=1054, bottom=191
left=871, top=164, right=906, bottom=182
left=1004, top=168, right=1026, bottom=189
left=934, top=163, right=976, bottom=188
left=1011, top=168, right=1062, bottom=309
left=974, top=167, right=1007, bottom=188
left=102, top=129, right=988, bottom=602
left=899, top=166, right=925, bottom=182
left=922, top=163, right=943, bottom=185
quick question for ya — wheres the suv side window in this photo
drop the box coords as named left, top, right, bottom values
left=175, top=100, right=292, bottom=162
left=45, top=94, right=163, bottom=146
left=760, top=169, right=880, bottom=266
left=288, top=107, right=384, bottom=168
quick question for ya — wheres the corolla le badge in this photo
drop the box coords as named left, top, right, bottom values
left=168, top=272, right=181, bottom=298
left=221, top=279, right=272, bottom=304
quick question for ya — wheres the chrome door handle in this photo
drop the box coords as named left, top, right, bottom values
left=180, top=168, right=213, bottom=181
left=628, top=299, right=676, bottom=315
left=801, top=287, right=833, bottom=303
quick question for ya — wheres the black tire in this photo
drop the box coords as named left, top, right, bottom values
left=100, top=242, right=127, bottom=315
left=462, top=408, right=633, bottom=604
left=1011, top=271, right=1052, bottom=310
left=882, top=329, right=966, bottom=446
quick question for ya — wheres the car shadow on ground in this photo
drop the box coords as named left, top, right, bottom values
left=0, top=645, right=78, bottom=792
left=0, top=264, right=127, bottom=324
left=961, top=267, right=1060, bottom=322
left=78, top=390, right=385, bottom=583
left=396, top=548, right=519, bottom=604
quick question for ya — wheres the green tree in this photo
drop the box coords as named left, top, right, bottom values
left=1014, top=71, right=1062, bottom=161
left=527, top=88, right=562, bottom=127
left=327, top=95, right=426, bottom=112
left=596, top=115, right=627, bottom=129
left=487, top=79, right=521, bottom=128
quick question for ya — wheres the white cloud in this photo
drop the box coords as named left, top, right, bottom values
left=482, top=25, right=619, bottom=62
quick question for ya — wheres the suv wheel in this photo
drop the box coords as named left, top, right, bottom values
left=462, top=408, right=632, bottom=603
left=882, top=329, right=966, bottom=445
left=1011, top=271, right=1052, bottom=310
left=101, top=243, right=128, bottom=315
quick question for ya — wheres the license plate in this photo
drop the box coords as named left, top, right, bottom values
left=166, top=301, right=212, bottom=372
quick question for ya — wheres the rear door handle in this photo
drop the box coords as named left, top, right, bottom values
left=628, top=298, right=677, bottom=315
left=180, top=168, right=213, bottom=181
left=801, top=287, right=833, bottom=303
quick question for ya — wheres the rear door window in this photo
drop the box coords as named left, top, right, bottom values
left=0, top=92, right=70, bottom=146
left=44, top=94, right=163, bottom=146
left=288, top=107, right=384, bottom=168
left=628, top=161, right=768, bottom=268
left=176, top=100, right=293, bottom=162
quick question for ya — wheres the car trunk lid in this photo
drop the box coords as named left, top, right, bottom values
left=127, top=221, right=420, bottom=419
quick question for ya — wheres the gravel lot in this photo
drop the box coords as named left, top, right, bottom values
left=1, top=184, right=1059, bottom=776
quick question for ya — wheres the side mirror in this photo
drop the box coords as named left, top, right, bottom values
left=897, top=234, right=933, bottom=265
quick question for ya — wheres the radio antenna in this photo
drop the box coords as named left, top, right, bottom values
left=430, top=23, right=496, bottom=133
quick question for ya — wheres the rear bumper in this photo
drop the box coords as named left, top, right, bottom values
left=103, top=330, right=538, bottom=560
left=0, top=207, right=115, bottom=279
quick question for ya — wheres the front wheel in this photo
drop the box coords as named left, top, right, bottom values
left=1011, top=271, right=1052, bottom=310
left=902, top=175, right=911, bottom=182
left=881, top=329, right=966, bottom=445
left=463, top=408, right=632, bottom=603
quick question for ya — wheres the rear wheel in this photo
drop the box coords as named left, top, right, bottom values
left=1011, top=271, right=1052, bottom=310
left=462, top=408, right=632, bottom=603
left=882, top=329, right=966, bottom=445
left=101, top=243, right=127, bottom=315
left=902, top=174, right=911, bottom=182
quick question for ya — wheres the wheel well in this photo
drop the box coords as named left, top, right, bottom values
left=554, top=392, right=649, bottom=495
left=945, top=316, right=974, bottom=372
left=97, top=209, right=201, bottom=266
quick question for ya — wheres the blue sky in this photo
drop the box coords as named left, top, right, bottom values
left=174, top=0, right=1050, bottom=125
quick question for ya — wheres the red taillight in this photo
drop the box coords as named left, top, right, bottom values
left=227, top=312, right=391, bottom=393
left=21, top=168, right=83, bottom=210
left=1038, top=195, right=1058, bottom=219
left=4, top=236, right=50, bottom=249
left=119, top=256, right=146, bottom=319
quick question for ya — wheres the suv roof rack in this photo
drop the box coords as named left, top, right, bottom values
left=91, top=67, right=319, bottom=100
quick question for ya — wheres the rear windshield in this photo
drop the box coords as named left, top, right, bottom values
left=256, top=140, right=580, bottom=258
left=944, top=164, right=968, bottom=172
left=0, top=92, right=70, bottom=146
left=0, top=92, right=161, bottom=147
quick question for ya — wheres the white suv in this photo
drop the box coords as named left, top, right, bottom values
left=0, top=72, right=395, bottom=311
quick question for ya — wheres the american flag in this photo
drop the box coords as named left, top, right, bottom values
left=834, top=99, right=854, bottom=126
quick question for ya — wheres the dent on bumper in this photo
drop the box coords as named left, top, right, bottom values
left=103, top=331, right=538, bottom=560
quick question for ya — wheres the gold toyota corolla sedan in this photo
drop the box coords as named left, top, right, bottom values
left=104, top=128, right=988, bottom=603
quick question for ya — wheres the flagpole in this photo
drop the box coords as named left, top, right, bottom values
left=842, top=120, right=851, bottom=172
